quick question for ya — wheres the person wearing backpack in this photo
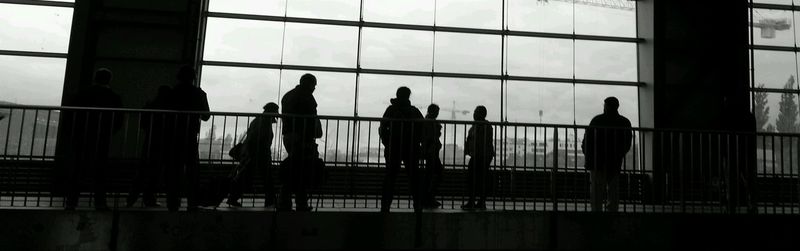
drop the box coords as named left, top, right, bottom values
left=379, top=86, right=425, bottom=213
left=227, top=102, right=279, bottom=207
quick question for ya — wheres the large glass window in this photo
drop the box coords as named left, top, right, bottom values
left=201, top=0, right=640, bottom=163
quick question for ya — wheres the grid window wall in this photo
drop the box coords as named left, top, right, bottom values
left=199, top=0, right=641, bottom=168
left=750, top=0, right=800, bottom=174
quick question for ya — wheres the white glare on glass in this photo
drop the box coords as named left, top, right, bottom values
left=506, top=81, right=574, bottom=124
left=753, top=50, right=797, bottom=90
left=286, top=0, right=359, bottom=21
left=574, top=84, right=638, bottom=126
left=203, top=18, right=284, bottom=64
left=432, top=78, right=501, bottom=121
left=508, top=0, right=573, bottom=34
left=279, top=70, right=356, bottom=116
left=574, top=1, right=636, bottom=38
left=357, top=74, right=432, bottom=118
left=0, top=55, right=65, bottom=106
left=575, top=40, right=637, bottom=82
left=360, top=28, right=434, bottom=72
left=434, top=32, right=501, bottom=75
left=282, top=23, right=358, bottom=68
left=507, top=36, right=573, bottom=79
left=200, top=66, right=282, bottom=113
left=0, top=4, right=73, bottom=53
left=362, top=0, right=434, bottom=25
left=208, top=0, right=286, bottom=16
left=434, top=0, right=502, bottom=29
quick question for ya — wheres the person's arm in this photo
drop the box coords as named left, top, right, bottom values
left=199, top=90, right=211, bottom=121
left=621, top=118, right=634, bottom=158
left=379, top=106, right=392, bottom=144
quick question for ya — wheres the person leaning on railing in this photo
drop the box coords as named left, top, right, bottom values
left=379, top=86, right=425, bottom=213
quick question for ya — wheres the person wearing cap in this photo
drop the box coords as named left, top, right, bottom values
left=581, top=96, right=632, bottom=212
left=227, top=102, right=279, bottom=207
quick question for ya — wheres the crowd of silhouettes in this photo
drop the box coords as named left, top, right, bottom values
left=62, top=68, right=642, bottom=212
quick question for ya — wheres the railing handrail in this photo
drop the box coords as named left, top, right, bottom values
left=0, top=104, right=777, bottom=136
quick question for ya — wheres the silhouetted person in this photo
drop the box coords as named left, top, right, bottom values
left=462, top=106, right=494, bottom=210
left=721, top=99, right=758, bottom=214
left=163, top=66, right=210, bottom=212
left=422, top=104, right=443, bottom=209
left=64, top=68, right=123, bottom=210
left=227, top=102, right=279, bottom=208
left=279, top=73, right=321, bottom=211
left=581, top=97, right=632, bottom=213
left=380, top=86, right=424, bottom=213
left=127, top=85, right=172, bottom=207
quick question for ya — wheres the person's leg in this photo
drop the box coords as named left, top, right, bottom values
left=404, top=154, right=422, bottom=212
left=477, top=157, right=491, bottom=208
left=590, top=170, right=606, bottom=212
left=92, top=155, right=109, bottom=210
left=278, top=135, right=298, bottom=210
left=606, top=170, right=621, bottom=212
left=185, top=142, right=201, bottom=209
left=463, top=158, right=476, bottom=208
left=381, top=149, right=401, bottom=212
left=260, top=155, right=276, bottom=206
left=164, top=160, right=181, bottom=211
left=227, top=162, right=248, bottom=206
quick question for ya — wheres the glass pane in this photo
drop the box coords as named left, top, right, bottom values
left=574, top=1, right=636, bottom=37
left=360, top=28, right=433, bottom=72
left=434, top=32, right=501, bottom=75
left=507, top=36, right=573, bottom=79
left=201, top=66, right=281, bottom=113
left=357, top=74, right=432, bottom=118
left=575, top=40, right=637, bottom=82
left=279, top=70, right=356, bottom=116
left=286, top=0, right=360, bottom=21
left=751, top=8, right=794, bottom=46
left=432, top=78, right=501, bottom=121
left=574, top=84, right=639, bottom=126
left=203, top=18, right=284, bottom=64
left=506, top=81, right=574, bottom=124
left=208, top=0, right=286, bottom=16
left=508, top=0, right=573, bottom=34
left=0, top=55, right=65, bottom=106
left=434, top=0, right=502, bottom=29
left=362, top=0, right=434, bottom=25
left=0, top=4, right=73, bottom=53
left=282, top=23, right=358, bottom=68
left=753, top=50, right=797, bottom=90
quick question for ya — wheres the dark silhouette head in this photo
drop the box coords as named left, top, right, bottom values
left=427, top=104, right=440, bottom=119
left=604, top=96, right=620, bottom=114
left=94, top=68, right=113, bottom=86
left=177, top=65, right=196, bottom=85
left=299, top=73, right=317, bottom=93
left=396, top=86, right=411, bottom=100
left=263, top=102, right=279, bottom=113
left=473, top=106, right=487, bottom=121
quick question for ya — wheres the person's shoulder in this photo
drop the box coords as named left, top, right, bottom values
left=616, top=114, right=632, bottom=126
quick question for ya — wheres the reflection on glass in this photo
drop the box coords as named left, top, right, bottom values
left=507, top=37, right=573, bottom=79
left=435, top=0, right=502, bottom=29
left=360, top=28, right=434, bottom=72
left=0, top=55, right=65, bottom=106
left=208, top=0, right=286, bottom=16
left=362, top=0, right=434, bottom=25
left=574, top=84, right=638, bottom=126
left=753, top=50, right=797, bottom=90
left=506, top=81, right=574, bottom=124
left=575, top=40, right=637, bottom=82
left=0, top=4, right=73, bottom=53
left=200, top=66, right=282, bottom=113
left=286, top=0, right=359, bottom=20
left=203, top=18, right=284, bottom=64
left=434, top=32, right=501, bottom=74
left=751, top=8, right=794, bottom=46
left=279, top=70, right=356, bottom=116
left=357, top=74, right=432, bottom=118
left=507, top=0, right=572, bottom=34
left=282, top=23, right=358, bottom=68
left=574, top=1, right=636, bottom=37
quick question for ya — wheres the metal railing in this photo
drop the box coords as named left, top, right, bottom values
left=0, top=104, right=796, bottom=214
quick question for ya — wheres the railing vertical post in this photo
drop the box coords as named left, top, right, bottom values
left=551, top=127, right=559, bottom=212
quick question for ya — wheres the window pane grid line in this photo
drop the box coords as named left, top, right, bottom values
left=0, top=0, right=73, bottom=8
left=0, top=50, right=67, bottom=59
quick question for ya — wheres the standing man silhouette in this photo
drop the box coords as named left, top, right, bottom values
left=581, top=97, right=632, bottom=213
left=422, top=104, right=443, bottom=209
left=279, top=74, right=321, bottom=211
left=462, top=106, right=494, bottom=210
left=380, top=87, right=424, bottom=213
left=164, top=66, right=210, bottom=212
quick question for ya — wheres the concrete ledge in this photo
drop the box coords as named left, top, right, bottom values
left=1, top=209, right=799, bottom=250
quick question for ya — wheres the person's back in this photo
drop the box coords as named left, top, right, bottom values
left=167, top=83, right=210, bottom=135
left=379, top=96, right=424, bottom=153
left=281, top=84, right=318, bottom=138
left=583, top=112, right=632, bottom=171
left=466, top=120, right=495, bottom=160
